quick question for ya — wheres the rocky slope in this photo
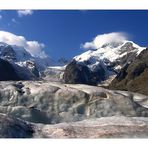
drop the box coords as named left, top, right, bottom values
left=0, top=58, right=21, bottom=81
left=109, top=48, right=148, bottom=96
left=64, top=41, right=144, bottom=85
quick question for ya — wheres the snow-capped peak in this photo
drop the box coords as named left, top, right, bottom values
left=75, top=40, right=144, bottom=63
left=82, top=32, right=128, bottom=50
left=11, top=45, right=33, bottom=61
left=0, top=42, right=53, bottom=71
left=74, top=40, right=145, bottom=78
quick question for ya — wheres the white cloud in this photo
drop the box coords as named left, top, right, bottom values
left=0, top=31, right=47, bottom=58
left=17, top=10, right=33, bottom=17
left=0, top=15, right=2, bottom=20
left=81, top=32, right=129, bottom=50
left=26, top=41, right=47, bottom=58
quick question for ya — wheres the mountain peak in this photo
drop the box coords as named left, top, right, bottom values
left=0, top=42, right=54, bottom=68
left=100, top=41, right=124, bottom=49
left=64, top=40, right=145, bottom=85
left=75, top=40, right=144, bottom=63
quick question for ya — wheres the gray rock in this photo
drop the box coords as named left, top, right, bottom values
left=0, top=113, right=33, bottom=138
left=0, top=59, right=21, bottom=81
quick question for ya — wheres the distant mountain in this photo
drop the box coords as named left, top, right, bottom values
left=109, top=48, right=148, bottom=96
left=64, top=40, right=144, bottom=85
left=0, top=42, right=53, bottom=80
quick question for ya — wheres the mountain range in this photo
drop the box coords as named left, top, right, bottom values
left=1, top=37, right=148, bottom=138
left=0, top=39, right=148, bottom=96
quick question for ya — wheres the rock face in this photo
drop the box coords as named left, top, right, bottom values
left=64, top=41, right=144, bottom=85
left=22, top=60, right=40, bottom=78
left=63, top=60, right=106, bottom=85
left=0, top=59, right=21, bottom=81
left=109, top=48, right=148, bottom=96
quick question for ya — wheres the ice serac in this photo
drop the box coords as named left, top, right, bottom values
left=0, top=81, right=148, bottom=124
left=64, top=40, right=144, bottom=85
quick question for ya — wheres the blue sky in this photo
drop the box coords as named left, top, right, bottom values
left=0, top=10, right=148, bottom=60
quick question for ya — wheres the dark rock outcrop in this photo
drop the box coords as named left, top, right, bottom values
left=0, top=114, right=33, bottom=138
left=0, top=58, right=21, bottom=81
left=109, top=48, right=148, bottom=96
left=63, top=60, right=106, bottom=85
left=25, top=60, right=40, bottom=78
left=63, top=60, right=91, bottom=84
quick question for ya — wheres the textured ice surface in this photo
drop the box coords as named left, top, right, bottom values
left=0, top=81, right=148, bottom=124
